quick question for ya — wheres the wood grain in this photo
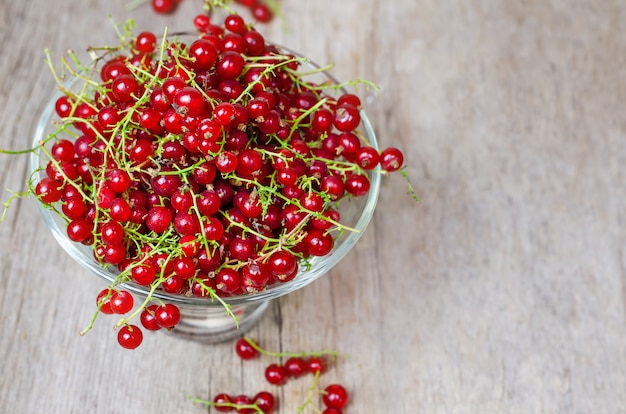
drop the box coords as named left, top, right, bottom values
left=1, top=0, right=625, bottom=413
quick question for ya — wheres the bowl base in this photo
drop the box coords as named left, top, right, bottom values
left=166, top=300, right=271, bottom=344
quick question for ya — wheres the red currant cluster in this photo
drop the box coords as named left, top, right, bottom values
left=31, top=10, right=406, bottom=349
left=150, top=0, right=275, bottom=24
left=193, top=337, right=349, bottom=413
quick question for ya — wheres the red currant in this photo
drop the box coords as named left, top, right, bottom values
left=322, top=384, right=349, bottom=410
left=117, top=324, right=143, bottom=349
left=264, top=363, right=288, bottom=385
left=235, top=337, right=259, bottom=359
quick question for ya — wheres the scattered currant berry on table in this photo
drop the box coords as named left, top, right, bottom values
left=323, top=384, right=349, bottom=410
left=151, top=0, right=179, bottom=14
left=264, top=363, right=288, bottom=385
left=117, top=324, right=144, bottom=349
left=235, top=337, right=259, bottom=359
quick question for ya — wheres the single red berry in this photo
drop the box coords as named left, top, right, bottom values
left=131, top=262, right=157, bottom=286
left=151, top=0, right=177, bottom=14
left=344, top=174, right=370, bottom=197
left=111, top=74, right=139, bottom=103
left=117, top=324, right=143, bottom=349
left=224, top=14, right=247, bottom=34
left=305, top=229, right=334, bottom=257
left=96, top=288, right=115, bottom=314
left=61, top=196, right=86, bottom=220
left=100, top=220, right=125, bottom=245
left=253, top=391, right=275, bottom=413
left=355, top=146, right=380, bottom=170
left=379, top=147, right=405, bottom=172
left=284, top=357, right=307, bottom=378
left=233, top=394, right=255, bottom=414
left=216, top=268, right=242, bottom=294
left=135, top=31, right=157, bottom=54
left=67, top=218, right=93, bottom=242
left=188, top=39, right=219, bottom=70
left=306, top=356, right=326, bottom=374
left=193, top=14, right=212, bottom=32
left=55, top=96, right=73, bottom=118
left=322, top=384, right=349, bottom=410
left=140, top=304, right=162, bottom=331
left=154, top=303, right=181, bottom=329
left=146, top=206, right=174, bottom=233
left=235, top=337, right=259, bottom=360
left=213, top=393, right=233, bottom=412
left=332, top=104, right=361, bottom=132
left=264, top=363, right=288, bottom=385
left=36, top=177, right=63, bottom=203
left=110, top=290, right=134, bottom=314
left=252, top=3, right=273, bottom=23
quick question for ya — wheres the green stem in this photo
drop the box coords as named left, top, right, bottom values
left=244, top=336, right=341, bottom=360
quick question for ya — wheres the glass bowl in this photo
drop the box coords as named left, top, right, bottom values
left=30, top=42, right=381, bottom=343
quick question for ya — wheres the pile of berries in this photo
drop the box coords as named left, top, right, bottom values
left=150, top=0, right=275, bottom=23
left=30, top=10, right=405, bottom=349
left=191, top=337, right=349, bottom=413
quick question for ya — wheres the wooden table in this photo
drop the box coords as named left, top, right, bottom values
left=1, top=0, right=625, bottom=412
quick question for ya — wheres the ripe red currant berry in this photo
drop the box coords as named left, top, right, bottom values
left=131, top=262, right=157, bottom=286
left=233, top=395, right=255, bottom=414
left=306, top=356, right=326, bottom=374
left=213, top=102, right=236, bottom=126
left=67, top=217, right=94, bottom=242
left=355, top=146, right=380, bottom=170
left=96, top=288, right=115, bottom=314
left=264, top=363, right=288, bottom=385
left=224, top=14, right=247, bottom=34
left=216, top=51, right=246, bottom=80
left=212, top=393, right=233, bottom=412
left=216, top=268, right=242, bottom=294
left=268, top=250, right=298, bottom=282
left=284, top=357, right=307, bottom=378
left=332, top=104, right=361, bottom=132
left=162, top=275, right=184, bottom=294
left=111, top=74, right=139, bottom=103
left=344, top=174, right=370, bottom=197
left=151, top=0, right=177, bottom=14
left=100, top=221, right=125, bottom=245
left=55, top=96, right=73, bottom=118
left=154, top=303, right=181, bottom=329
left=337, top=93, right=362, bottom=108
left=322, top=384, right=349, bottom=410
left=110, top=290, right=134, bottom=314
left=117, top=324, right=143, bottom=349
left=235, top=337, right=259, bottom=360
left=188, top=39, right=219, bottom=70
left=252, top=3, right=273, bottom=22
left=60, top=197, right=85, bottom=221
left=379, top=147, right=405, bottom=172
left=135, top=31, right=157, bottom=54
left=253, top=391, right=275, bottom=413
left=174, top=86, right=205, bottom=117
left=304, top=229, right=334, bottom=257
left=140, top=304, right=162, bottom=331
left=146, top=206, right=174, bottom=233
left=105, top=168, right=132, bottom=193
left=51, top=139, right=76, bottom=162
left=243, top=30, right=265, bottom=56
left=193, top=14, right=211, bottom=32
left=36, top=177, right=63, bottom=203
